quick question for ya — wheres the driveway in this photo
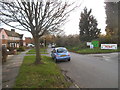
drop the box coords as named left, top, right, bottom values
left=47, top=48, right=118, bottom=88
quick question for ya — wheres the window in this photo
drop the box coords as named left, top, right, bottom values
left=57, top=48, right=67, bottom=53
left=2, top=35, right=5, bottom=39
left=2, top=44, right=6, bottom=48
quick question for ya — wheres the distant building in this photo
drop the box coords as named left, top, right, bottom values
left=0, top=28, right=23, bottom=48
left=24, top=37, right=34, bottom=46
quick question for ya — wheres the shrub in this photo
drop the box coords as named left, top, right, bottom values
left=17, top=46, right=25, bottom=51
left=7, top=47, right=15, bottom=51
left=96, top=36, right=118, bottom=45
left=67, top=42, right=88, bottom=51
left=2, top=46, right=8, bottom=62
left=79, top=42, right=88, bottom=49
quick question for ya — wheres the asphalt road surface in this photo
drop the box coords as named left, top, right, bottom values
left=47, top=48, right=118, bottom=88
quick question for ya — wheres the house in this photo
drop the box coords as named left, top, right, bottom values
left=0, top=28, right=23, bottom=48
left=24, top=37, right=34, bottom=46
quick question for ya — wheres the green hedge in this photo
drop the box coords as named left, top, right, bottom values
left=17, top=46, right=25, bottom=51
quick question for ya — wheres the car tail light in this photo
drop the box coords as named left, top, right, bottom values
left=56, top=54, right=59, bottom=57
left=68, top=53, right=70, bottom=56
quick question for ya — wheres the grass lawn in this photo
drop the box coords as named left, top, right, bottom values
left=26, top=48, right=49, bottom=54
left=16, top=52, right=21, bottom=55
left=68, top=47, right=120, bottom=54
left=14, top=56, right=71, bottom=88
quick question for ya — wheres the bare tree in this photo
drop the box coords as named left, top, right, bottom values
left=0, top=0, right=75, bottom=64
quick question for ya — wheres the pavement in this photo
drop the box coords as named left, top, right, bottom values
left=2, top=49, right=30, bottom=88
left=47, top=48, right=119, bottom=88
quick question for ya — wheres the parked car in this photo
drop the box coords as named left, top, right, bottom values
left=27, top=44, right=35, bottom=47
left=51, top=44, right=55, bottom=48
left=51, top=47, right=71, bottom=62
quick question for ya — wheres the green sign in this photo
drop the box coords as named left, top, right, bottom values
left=92, top=41, right=99, bottom=47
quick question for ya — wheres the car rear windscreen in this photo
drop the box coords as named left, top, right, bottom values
left=57, top=49, right=67, bottom=53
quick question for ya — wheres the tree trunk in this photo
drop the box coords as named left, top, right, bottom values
left=34, top=37, right=42, bottom=64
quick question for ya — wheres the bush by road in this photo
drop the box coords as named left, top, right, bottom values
left=68, top=47, right=120, bottom=54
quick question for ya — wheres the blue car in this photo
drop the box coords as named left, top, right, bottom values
left=51, top=47, right=71, bottom=62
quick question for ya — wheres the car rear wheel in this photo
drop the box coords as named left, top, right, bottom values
left=68, top=58, right=70, bottom=61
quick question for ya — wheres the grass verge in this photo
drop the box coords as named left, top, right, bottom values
left=14, top=56, right=71, bottom=88
left=26, top=48, right=48, bottom=54
left=16, top=52, right=21, bottom=55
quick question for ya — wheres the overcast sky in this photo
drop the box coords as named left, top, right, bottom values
left=0, top=0, right=107, bottom=38
left=63, top=0, right=106, bottom=35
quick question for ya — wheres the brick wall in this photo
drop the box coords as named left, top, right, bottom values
left=25, top=37, right=34, bottom=46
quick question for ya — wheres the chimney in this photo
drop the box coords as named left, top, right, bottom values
left=11, top=29, right=15, bottom=32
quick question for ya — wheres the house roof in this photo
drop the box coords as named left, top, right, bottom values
left=0, top=28, right=23, bottom=38
left=5, top=30, right=21, bottom=37
left=0, top=28, right=3, bottom=32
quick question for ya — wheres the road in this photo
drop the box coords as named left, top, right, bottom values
left=47, top=48, right=118, bottom=88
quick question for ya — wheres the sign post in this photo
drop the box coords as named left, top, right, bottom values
left=101, top=44, right=117, bottom=49
left=87, top=42, right=92, bottom=46
left=92, top=41, right=99, bottom=48
left=90, top=44, right=94, bottom=49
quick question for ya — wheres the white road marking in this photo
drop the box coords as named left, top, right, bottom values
left=103, top=56, right=111, bottom=61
